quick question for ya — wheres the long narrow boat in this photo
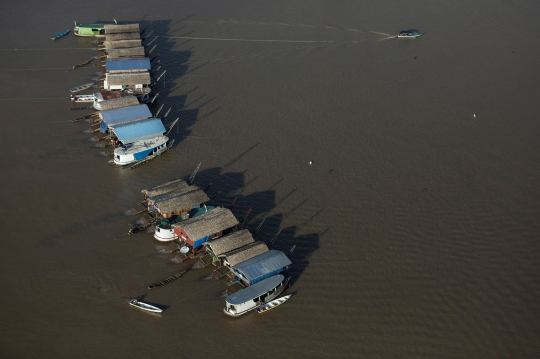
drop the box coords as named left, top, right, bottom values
left=129, top=299, right=163, bottom=313
left=148, top=270, right=187, bottom=290
left=51, top=29, right=70, bottom=40
left=255, top=294, right=292, bottom=314
left=70, top=83, right=95, bottom=93
left=70, top=94, right=95, bottom=103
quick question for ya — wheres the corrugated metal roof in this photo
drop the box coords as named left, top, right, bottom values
left=112, top=118, right=165, bottom=143
left=226, top=275, right=284, bottom=305
left=232, top=250, right=292, bottom=283
left=106, top=58, right=151, bottom=71
left=100, top=104, right=151, bottom=127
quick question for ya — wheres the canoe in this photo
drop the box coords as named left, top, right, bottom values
left=255, top=294, right=292, bottom=314
left=70, top=94, right=95, bottom=103
left=70, top=83, right=95, bottom=93
left=148, top=270, right=187, bottom=290
left=129, top=299, right=162, bottom=313
left=52, top=29, right=70, bottom=40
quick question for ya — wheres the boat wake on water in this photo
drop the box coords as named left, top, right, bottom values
left=156, top=249, right=169, bottom=254
left=168, top=258, right=181, bottom=264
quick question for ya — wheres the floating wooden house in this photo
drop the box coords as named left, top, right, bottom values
left=104, top=24, right=140, bottom=34
left=105, top=33, right=141, bottom=42
left=168, top=207, right=238, bottom=252
left=103, top=72, right=151, bottom=91
left=142, top=179, right=189, bottom=198
left=230, top=250, right=292, bottom=286
left=99, top=104, right=152, bottom=133
left=93, top=89, right=152, bottom=110
left=112, top=118, right=166, bottom=145
left=153, top=188, right=210, bottom=218
left=106, top=58, right=151, bottom=74
left=107, top=47, right=145, bottom=59
left=205, top=229, right=255, bottom=259
left=74, top=22, right=105, bottom=37
left=100, top=40, right=143, bottom=50
left=221, top=241, right=269, bottom=267
left=96, top=96, right=139, bottom=111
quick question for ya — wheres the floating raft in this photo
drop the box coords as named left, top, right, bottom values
left=148, top=270, right=187, bottom=290
left=52, top=29, right=70, bottom=40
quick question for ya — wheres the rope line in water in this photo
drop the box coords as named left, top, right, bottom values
left=162, top=36, right=339, bottom=43
left=0, top=48, right=95, bottom=51
left=0, top=68, right=75, bottom=71
left=0, top=97, right=67, bottom=100
left=172, top=279, right=224, bottom=305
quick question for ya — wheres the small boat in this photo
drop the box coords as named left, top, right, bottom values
left=111, top=136, right=169, bottom=166
left=397, top=30, right=423, bottom=38
left=51, top=29, right=70, bottom=40
left=70, top=83, right=95, bottom=93
left=148, top=270, right=187, bottom=290
left=255, top=294, right=292, bottom=314
left=129, top=299, right=162, bottom=313
left=70, top=94, right=95, bottom=103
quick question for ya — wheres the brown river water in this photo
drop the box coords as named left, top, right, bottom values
left=1, top=0, right=539, bottom=358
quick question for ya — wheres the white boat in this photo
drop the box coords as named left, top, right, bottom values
left=129, top=299, right=163, bottom=313
left=111, top=136, right=169, bottom=166
left=70, top=94, right=95, bottom=103
left=255, top=294, right=292, bottom=314
left=397, top=30, right=423, bottom=38
left=223, top=275, right=290, bottom=317
left=70, top=82, right=95, bottom=93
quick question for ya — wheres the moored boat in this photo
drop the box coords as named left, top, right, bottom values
left=223, top=275, right=290, bottom=317
left=74, top=22, right=105, bottom=37
left=51, top=29, right=70, bottom=40
left=70, top=83, right=95, bottom=93
left=111, top=135, right=169, bottom=166
left=70, top=94, right=95, bottom=103
left=255, top=294, right=292, bottom=314
left=129, top=299, right=162, bottom=313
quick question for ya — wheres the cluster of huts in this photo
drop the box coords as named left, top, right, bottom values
left=71, top=22, right=170, bottom=167
left=132, top=178, right=292, bottom=296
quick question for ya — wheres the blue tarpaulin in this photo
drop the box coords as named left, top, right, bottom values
left=232, top=250, right=292, bottom=284
left=106, top=58, right=151, bottom=72
left=99, top=104, right=152, bottom=133
left=113, top=118, right=166, bottom=143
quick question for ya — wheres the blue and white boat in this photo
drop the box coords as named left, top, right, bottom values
left=223, top=274, right=290, bottom=317
left=397, top=30, right=423, bottom=38
left=112, top=135, right=169, bottom=166
left=51, top=29, right=70, bottom=40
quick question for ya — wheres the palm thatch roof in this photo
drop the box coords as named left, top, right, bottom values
left=102, top=40, right=142, bottom=49
left=105, top=32, right=141, bottom=41
left=154, top=188, right=210, bottom=214
left=107, top=72, right=151, bottom=86
left=98, top=96, right=139, bottom=110
left=179, top=207, right=238, bottom=240
left=107, top=47, right=145, bottom=59
left=104, top=24, right=140, bottom=34
left=149, top=184, right=205, bottom=206
left=205, top=229, right=254, bottom=256
left=224, top=241, right=269, bottom=267
left=142, top=179, right=189, bottom=197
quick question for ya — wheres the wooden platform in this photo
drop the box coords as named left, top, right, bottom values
left=165, top=239, right=184, bottom=253
left=198, top=254, right=213, bottom=268
left=212, top=266, right=231, bottom=280
left=226, top=282, right=245, bottom=296
left=129, top=201, right=148, bottom=215
left=174, top=252, right=188, bottom=263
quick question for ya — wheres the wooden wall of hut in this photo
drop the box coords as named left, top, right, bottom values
left=159, top=206, right=191, bottom=219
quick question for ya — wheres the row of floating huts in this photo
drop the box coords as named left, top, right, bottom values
left=131, top=177, right=293, bottom=315
left=70, top=22, right=170, bottom=168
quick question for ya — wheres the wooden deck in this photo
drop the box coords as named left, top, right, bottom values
left=212, top=266, right=231, bottom=280
left=129, top=201, right=148, bottom=215
left=198, top=254, right=213, bottom=268
left=226, top=282, right=245, bottom=295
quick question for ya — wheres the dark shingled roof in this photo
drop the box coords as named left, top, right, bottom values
left=107, top=72, right=151, bottom=86
left=104, top=24, right=140, bottom=34
left=142, top=179, right=189, bottom=197
left=105, top=32, right=141, bottom=41
left=153, top=188, right=210, bottom=214
left=177, top=207, right=238, bottom=240
left=107, top=47, right=145, bottom=59
left=205, top=229, right=255, bottom=256
left=223, top=241, right=269, bottom=267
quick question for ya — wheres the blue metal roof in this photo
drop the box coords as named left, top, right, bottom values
left=106, top=58, right=151, bottom=71
left=226, top=275, right=285, bottom=305
left=232, top=250, right=292, bottom=283
left=113, top=118, right=166, bottom=143
left=100, top=104, right=152, bottom=132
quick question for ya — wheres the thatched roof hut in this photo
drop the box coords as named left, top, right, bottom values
left=147, top=185, right=201, bottom=206
left=102, top=40, right=142, bottom=49
left=105, top=32, right=141, bottom=41
left=175, top=207, right=238, bottom=244
left=107, top=47, right=145, bottom=59
left=154, top=188, right=210, bottom=217
left=205, top=229, right=255, bottom=257
left=142, top=179, right=188, bottom=198
left=104, top=24, right=140, bottom=34
left=106, top=72, right=151, bottom=86
left=223, top=241, right=269, bottom=267
left=98, top=96, right=139, bottom=111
